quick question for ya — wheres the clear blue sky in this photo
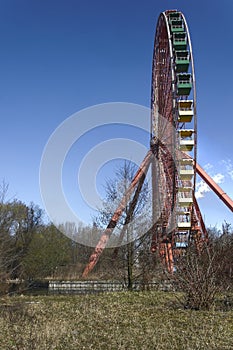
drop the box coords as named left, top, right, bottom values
left=1, top=0, right=233, bottom=229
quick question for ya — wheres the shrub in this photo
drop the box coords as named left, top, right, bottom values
left=174, top=245, right=221, bottom=310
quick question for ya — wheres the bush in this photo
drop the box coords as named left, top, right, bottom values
left=174, top=245, right=221, bottom=310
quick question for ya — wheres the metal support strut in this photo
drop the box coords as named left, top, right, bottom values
left=196, top=163, right=233, bottom=212
left=82, top=150, right=152, bottom=277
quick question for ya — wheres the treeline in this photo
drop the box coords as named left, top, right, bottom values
left=0, top=183, right=97, bottom=291
left=1, top=181, right=233, bottom=297
left=0, top=189, right=152, bottom=291
left=0, top=199, right=156, bottom=291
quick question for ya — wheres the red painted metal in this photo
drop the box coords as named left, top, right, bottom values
left=159, top=242, right=174, bottom=273
left=82, top=150, right=152, bottom=277
left=150, top=11, right=182, bottom=271
left=196, top=163, right=233, bottom=212
left=193, top=195, right=208, bottom=243
left=112, top=170, right=148, bottom=260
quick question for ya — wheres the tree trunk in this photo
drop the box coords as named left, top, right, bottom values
left=127, top=230, right=134, bottom=291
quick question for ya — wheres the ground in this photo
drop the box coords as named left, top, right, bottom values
left=0, top=291, right=232, bottom=349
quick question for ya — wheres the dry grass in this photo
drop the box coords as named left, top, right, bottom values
left=0, top=292, right=233, bottom=349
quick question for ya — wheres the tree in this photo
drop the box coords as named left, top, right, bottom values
left=0, top=181, right=46, bottom=293
left=0, top=183, right=22, bottom=281
left=212, top=222, right=233, bottom=290
left=22, top=224, right=72, bottom=280
left=95, top=160, right=152, bottom=289
left=174, top=244, right=221, bottom=310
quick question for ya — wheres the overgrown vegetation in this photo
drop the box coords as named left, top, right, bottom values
left=173, top=245, right=221, bottom=310
left=168, top=222, right=233, bottom=311
left=1, top=172, right=233, bottom=348
left=1, top=177, right=233, bottom=301
left=0, top=292, right=232, bottom=350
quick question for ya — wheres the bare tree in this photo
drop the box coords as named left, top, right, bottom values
left=94, top=160, right=153, bottom=289
left=173, top=239, right=230, bottom=310
left=213, top=222, right=233, bottom=291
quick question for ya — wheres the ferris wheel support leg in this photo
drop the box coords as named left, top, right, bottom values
left=193, top=195, right=209, bottom=245
left=151, top=152, right=159, bottom=252
left=112, top=170, right=148, bottom=260
left=196, top=163, right=233, bottom=212
left=159, top=242, right=174, bottom=273
left=82, top=150, right=152, bottom=278
left=167, top=243, right=174, bottom=274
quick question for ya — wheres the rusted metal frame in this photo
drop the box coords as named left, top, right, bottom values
left=158, top=152, right=170, bottom=227
left=161, top=63, right=172, bottom=123
left=151, top=144, right=174, bottom=239
left=160, top=141, right=177, bottom=213
left=112, top=161, right=150, bottom=260
left=159, top=96, right=173, bottom=140
left=159, top=243, right=167, bottom=269
left=156, top=145, right=175, bottom=271
left=193, top=196, right=208, bottom=242
left=161, top=11, right=177, bottom=226
left=161, top=59, right=172, bottom=127
left=196, top=163, right=233, bottom=212
left=151, top=144, right=161, bottom=252
left=161, top=160, right=174, bottom=273
left=159, top=241, right=174, bottom=274
left=155, top=20, right=169, bottom=128
left=151, top=16, right=173, bottom=142
left=151, top=17, right=173, bottom=257
left=82, top=150, right=153, bottom=277
left=154, top=12, right=181, bottom=273
left=166, top=242, right=174, bottom=273
left=161, top=159, right=173, bottom=217
left=161, top=54, right=173, bottom=124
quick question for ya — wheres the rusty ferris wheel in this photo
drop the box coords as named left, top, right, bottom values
left=82, top=10, right=233, bottom=276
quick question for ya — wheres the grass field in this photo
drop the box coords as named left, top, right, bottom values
left=0, top=291, right=233, bottom=349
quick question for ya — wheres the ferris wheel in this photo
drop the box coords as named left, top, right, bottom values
left=150, top=10, right=200, bottom=271
left=82, top=10, right=233, bottom=277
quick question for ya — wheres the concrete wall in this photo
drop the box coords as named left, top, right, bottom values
left=48, top=280, right=162, bottom=294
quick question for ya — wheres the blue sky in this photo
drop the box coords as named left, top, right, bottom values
left=0, top=0, right=233, bottom=229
